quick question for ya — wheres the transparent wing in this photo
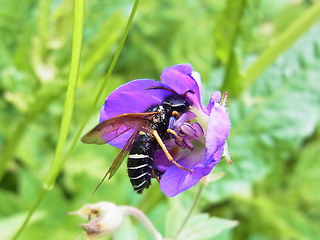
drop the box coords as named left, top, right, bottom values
left=92, top=130, right=139, bottom=195
left=81, top=112, right=156, bottom=145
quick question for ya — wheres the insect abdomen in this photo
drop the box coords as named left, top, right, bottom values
left=127, top=134, right=155, bottom=193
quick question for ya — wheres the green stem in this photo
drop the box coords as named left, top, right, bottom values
left=12, top=189, right=48, bottom=240
left=60, top=0, right=141, bottom=167
left=12, top=1, right=85, bottom=239
left=44, top=0, right=85, bottom=189
left=173, top=182, right=205, bottom=240
left=244, top=1, right=320, bottom=89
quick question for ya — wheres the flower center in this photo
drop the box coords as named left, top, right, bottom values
left=168, top=110, right=205, bottom=151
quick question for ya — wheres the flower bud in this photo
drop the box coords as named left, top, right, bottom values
left=69, top=202, right=124, bottom=239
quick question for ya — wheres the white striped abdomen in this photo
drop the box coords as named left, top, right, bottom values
left=127, top=134, right=155, bottom=193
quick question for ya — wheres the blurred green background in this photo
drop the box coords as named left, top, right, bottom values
left=0, top=0, right=320, bottom=239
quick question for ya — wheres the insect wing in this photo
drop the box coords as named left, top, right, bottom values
left=92, top=131, right=139, bottom=195
left=81, top=112, right=156, bottom=145
left=106, top=130, right=139, bottom=179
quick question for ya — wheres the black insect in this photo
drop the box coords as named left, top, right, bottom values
left=81, top=87, right=194, bottom=194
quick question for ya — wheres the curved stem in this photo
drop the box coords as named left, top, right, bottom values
left=12, top=189, right=48, bottom=240
left=173, top=182, right=205, bottom=240
left=120, top=206, right=163, bottom=240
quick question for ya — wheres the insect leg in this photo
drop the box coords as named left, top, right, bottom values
left=151, top=169, right=161, bottom=182
left=152, top=130, right=193, bottom=174
left=172, top=110, right=180, bottom=119
left=166, top=129, right=193, bottom=150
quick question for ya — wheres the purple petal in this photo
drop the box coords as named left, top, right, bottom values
left=159, top=149, right=207, bottom=197
left=160, top=64, right=202, bottom=109
left=205, top=91, right=221, bottom=113
left=159, top=142, right=226, bottom=197
left=100, top=79, right=173, bottom=148
left=205, top=103, right=230, bottom=165
left=173, top=111, right=196, bottom=130
left=191, top=71, right=202, bottom=97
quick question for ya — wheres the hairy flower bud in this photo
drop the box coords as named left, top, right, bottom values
left=69, top=202, right=124, bottom=239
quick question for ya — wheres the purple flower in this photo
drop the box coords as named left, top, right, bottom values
left=100, top=64, right=230, bottom=197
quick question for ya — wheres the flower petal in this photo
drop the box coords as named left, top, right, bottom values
left=159, top=149, right=205, bottom=197
left=191, top=71, right=202, bottom=97
left=205, top=91, right=221, bottom=113
left=100, top=79, right=173, bottom=148
left=160, top=64, right=202, bottom=109
left=159, top=145, right=225, bottom=197
left=205, top=103, right=230, bottom=165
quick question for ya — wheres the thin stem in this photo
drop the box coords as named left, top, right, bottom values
left=12, top=189, right=48, bottom=240
left=44, top=0, right=85, bottom=189
left=12, top=1, right=85, bottom=239
left=120, top=206, right=163, bottom=240
left=173, top=182, right=205, bottom=240
left=244, top=1, right=320, bottom=89
left=60, top=0, right=141, bottom=167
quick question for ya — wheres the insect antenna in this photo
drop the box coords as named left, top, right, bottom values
left=183, top=89, right=195, bottom=97
left=145, top=86, right=178, bottom=95
left=146, top=86, right=195, bottom=99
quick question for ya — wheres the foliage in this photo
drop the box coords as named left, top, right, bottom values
left=0, top=0, right=319, bottom=239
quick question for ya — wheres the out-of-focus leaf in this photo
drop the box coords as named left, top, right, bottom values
left=213, top=0, right=246, bottom=65
left=164, top=192, right=237, bottom=240
left=222, top=47, right=244, bottom=96
left=204, top=25, right=320, bottom=202
left=164, top=196, right=189, bottom=237
left=291, top=139, right=320, bottom=234
left=117, top=0, right=222, bottom=80
left=79, top=11, right=126, bottom=84
left=176, top=214, right=238, bottom=240
left=114, top=218, right=138, bottom=240
left=0, top=211, right=44, bottom=240
left=230, top=193, right=320, bottom=240
left=294, top=140, right=320, bottom=203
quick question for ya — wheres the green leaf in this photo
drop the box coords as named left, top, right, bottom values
left=176, top=214, right=238, bottom=240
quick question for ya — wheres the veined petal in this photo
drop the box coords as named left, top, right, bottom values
left=159, top=149, right=206, bottom=197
